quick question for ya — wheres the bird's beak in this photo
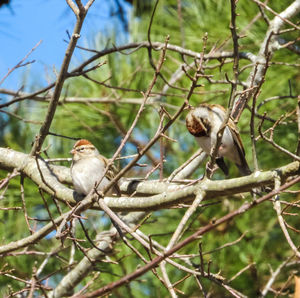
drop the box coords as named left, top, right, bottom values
left=198, top=118, right=208, bottom=134
left=70, top=149, right=75, bottom=155
left=184, top=104, right=194, bottom=111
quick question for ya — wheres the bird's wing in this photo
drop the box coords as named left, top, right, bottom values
left=228, top=118, right=251, bottom=175
left=216, top=157, right=229, bottom=176
left=228, top=118, right=245, bottom=156
left=104, top=158, right=121, bottom=195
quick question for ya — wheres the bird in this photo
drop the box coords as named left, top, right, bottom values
left=70, top=139, right=120, bottom=196
left=185, top=103, right=251, bottom=176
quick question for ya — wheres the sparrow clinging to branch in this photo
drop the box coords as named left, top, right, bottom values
left=186, top=104, right=251, bottom=176
left=70, top=139, right=120, bottom=196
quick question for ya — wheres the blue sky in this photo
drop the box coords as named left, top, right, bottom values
left=0, top=0, right=129, bottom=91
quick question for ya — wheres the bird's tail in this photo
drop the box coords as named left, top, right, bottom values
left=236, top=162, right=252, bottom=176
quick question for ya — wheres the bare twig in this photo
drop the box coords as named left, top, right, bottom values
left=167, top=150, right=207, bottom=182
left=30, top=1, right=95, bottom=155
left=296, top=96, right=300, bottom=156
left=20, top=175, right=33, bottom=234
left=258, top=114, right=300, bottom=161
left=166, top=190, right=205, bottom=250
left=260, top=254, right=295, bottom=297
left=228, top=263, right=256, bottom=283
left=273, top=174, right=300, bottom=258
left=251, top=0, right=300, bottom=30
left=0, top=41, right=42, bottom=86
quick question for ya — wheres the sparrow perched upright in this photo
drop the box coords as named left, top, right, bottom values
left=186, top=104, right=251, bottom=176
left=70, top=139, right=120, bottom=196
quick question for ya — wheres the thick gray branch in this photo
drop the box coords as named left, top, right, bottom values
left=232, top=0, right=300, bottom=119
left=0, top=147, right=299, bottom=212
left=250, top=0, right=300, bottom=87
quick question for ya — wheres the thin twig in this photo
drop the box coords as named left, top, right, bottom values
left=30, top=1, right=94, bottom=155
left=0, top=40, right=42, bottom=86
left=273, top=174, right=300, bottom=258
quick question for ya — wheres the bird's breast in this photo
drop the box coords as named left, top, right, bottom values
left=196, top=136, right=213, bottom=155
left=71, top=157, right=109, bottom=195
